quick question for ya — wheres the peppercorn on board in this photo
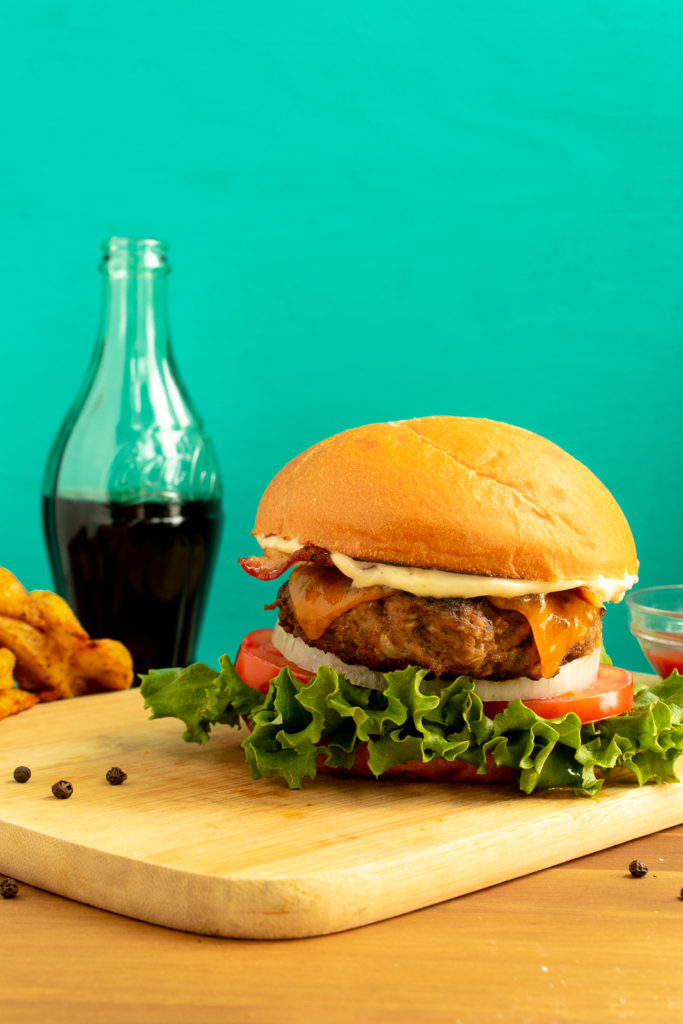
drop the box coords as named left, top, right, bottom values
left=2, top=680, right=683, bottom=939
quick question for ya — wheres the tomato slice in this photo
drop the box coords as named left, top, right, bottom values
left=234, top=629, right=633, bottom=724
left=234, top=628, right=313, bottom=693
left=482, top=665, right=633, bottom=724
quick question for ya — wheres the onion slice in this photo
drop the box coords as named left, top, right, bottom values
left=472, top=646, right=601, bottom=701
left=271, top=623, right=601, bottom=700
left=272, top=624, right=386, bottom=689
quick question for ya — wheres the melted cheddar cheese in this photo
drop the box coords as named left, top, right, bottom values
left=288, top=564, right=394, bottom=641
left=488, top=591, right=601, bottom=678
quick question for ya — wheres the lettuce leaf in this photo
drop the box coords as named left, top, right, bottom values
left=140, top=661, right=683, bottom=797
left=141, top=656, right=263, bottom=743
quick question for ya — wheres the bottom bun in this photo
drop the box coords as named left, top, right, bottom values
left=316, top=745, right=518, bottom=784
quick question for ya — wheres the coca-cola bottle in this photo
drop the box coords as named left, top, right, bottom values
left=43, top=237, right=223, bottom=675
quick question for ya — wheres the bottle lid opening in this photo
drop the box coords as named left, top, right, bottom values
left=101, top=237, right=170, bottom=272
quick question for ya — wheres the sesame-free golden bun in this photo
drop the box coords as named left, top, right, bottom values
left=253, top=417, right=638, bottom=584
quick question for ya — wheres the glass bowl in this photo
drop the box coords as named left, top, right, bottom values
left=626, top=585, right=683, bottom=678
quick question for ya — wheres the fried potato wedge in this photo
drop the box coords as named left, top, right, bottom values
left=68, top=639, right=134, bottom=696
left=0, top=568, right=44, bottom=629
left=0, top=615, right=74, bottom=694
left=0, top=647, right=16, bottom=689
left=30, top=590, right=89, bottom=642
left=0, top=687, right=39, bottom=719
left=0, top=567, right=134, bottom=708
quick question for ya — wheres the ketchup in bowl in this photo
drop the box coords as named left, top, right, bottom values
left=627, top=585, right=683, bottom=679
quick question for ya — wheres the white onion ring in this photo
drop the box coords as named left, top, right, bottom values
left=271, top=623, right=601, bottom=700
left=472, top=646, right=601, bottom=701
left=272, top=624, right=386, bottom=689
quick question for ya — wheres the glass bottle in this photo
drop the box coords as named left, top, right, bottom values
left=42, top=237, right=223, bottom=675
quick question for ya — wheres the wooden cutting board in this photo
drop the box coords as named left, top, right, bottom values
left=2, top=678, right=683, bottom=940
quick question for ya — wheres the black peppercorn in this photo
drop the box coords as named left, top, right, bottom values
left=13, top=766, right=31, bottom=783
left=51, top=780, right=73, bottom=800
left=106, top=767, right=127, bottom=786
left=0, top=878, right=18, bottom=899
left=628, top=859, right=648, bottom=878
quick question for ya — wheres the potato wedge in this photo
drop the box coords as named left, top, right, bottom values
left=30, top=590, right=89, bottom=642
left=0, top=568, right=44, bottom=629
left=0, top=647, right=16, bottom=689
left=0, top=615, right=73, bottom=695
left=68, top=638, right=135, bottom=696
left=0, top=567, right=134, bottom=705
left=0, top=686, right=39, bottom=719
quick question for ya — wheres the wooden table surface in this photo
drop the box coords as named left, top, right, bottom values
left=3, top=668, right=683, bottom=1024
left=2, top=815, right=682, bottom=1023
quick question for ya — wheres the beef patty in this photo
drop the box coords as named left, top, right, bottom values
left=275, top=582, right=603, bottom=680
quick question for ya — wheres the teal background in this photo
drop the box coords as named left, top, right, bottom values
left=1, top=2, right=682, bottom=672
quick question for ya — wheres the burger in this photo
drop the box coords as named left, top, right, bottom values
left=142, top=417, right=683, bottom=796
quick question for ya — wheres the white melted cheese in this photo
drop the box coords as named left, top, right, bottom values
left=255, top=533, right=637, bottom=603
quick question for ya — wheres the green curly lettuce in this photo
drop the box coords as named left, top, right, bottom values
left=140, top=661, right=683, bottom=797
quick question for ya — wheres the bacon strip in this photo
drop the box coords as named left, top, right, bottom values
left=238, top=545, right=332, bottom=581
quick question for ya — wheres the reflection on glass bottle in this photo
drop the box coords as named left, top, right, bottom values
left=42, top=237, right=223, bottom=675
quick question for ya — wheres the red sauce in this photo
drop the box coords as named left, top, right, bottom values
left=643, top=645, right=683, bottom=678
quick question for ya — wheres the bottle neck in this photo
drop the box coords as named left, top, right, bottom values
left=85, top=238, right=190, bottom=438
left=99, top=266, right=171, bottom=360
left=42, top=236, right=222, bottom=506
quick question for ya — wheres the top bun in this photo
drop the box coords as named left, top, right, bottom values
left=254, top=417, right=637, bottom=583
